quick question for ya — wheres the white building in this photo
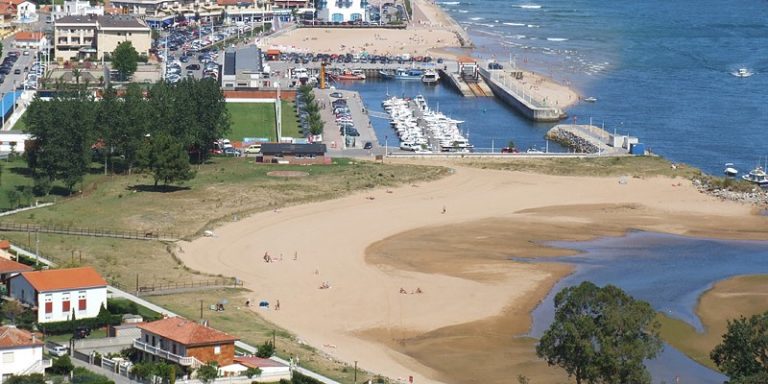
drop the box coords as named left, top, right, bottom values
left=15, top=0, right=35, bottom=23
left=316, top=0, right=367, bottom=23
left=0, top=326, right=51, bottom=383
left=13, top=31, right=47, bottom=49
left=8, top=266, right=108, bottom=324
left=54, top=0, right=105, bottom=18
left=0, top=131, right=30, bottom=154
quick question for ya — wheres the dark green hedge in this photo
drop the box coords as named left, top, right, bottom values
left=38, top=306, right=121, bottom=335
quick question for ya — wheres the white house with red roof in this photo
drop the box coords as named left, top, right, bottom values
left=8, top=266, right=108, bottom=324
left=0, top=325, right=51, bottom=382
left=221, top=356, right=290, bottom=381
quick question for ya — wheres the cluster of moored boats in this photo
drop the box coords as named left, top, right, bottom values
left=724, top=162, right=768, bottom=187
left=382, top=95, right=473, bottom=153
left=328, top=68, right=440, bottom=84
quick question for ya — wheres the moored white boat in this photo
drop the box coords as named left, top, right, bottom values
left=724, top=163, right=738, bottom=177
left=422, top=69, right=439, bottom=84
left=742, top=166, right=768, bottom=186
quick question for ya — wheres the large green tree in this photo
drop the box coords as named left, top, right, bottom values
left=25, top=94, right=96, bottom=195
left=112, top=41, right=139, bottom=81
left=711, top=311, right=768, bottom=383
left=536, top=281, right=662, bottom=384
left=138, top=133, right=194, bottom=189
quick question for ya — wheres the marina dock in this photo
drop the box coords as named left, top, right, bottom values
left=479, top=66, right=566, bottom=122
left=546, top=124, right=643, bottom=155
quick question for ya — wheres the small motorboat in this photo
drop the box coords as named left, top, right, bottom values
left=421, top=69, right=439, bottom=84
left=742, top=166, right=768, bottom=186
left=733, top=68, right=753, bottom=78
left=332, top=69, right=366, bottom=81
left=724, top=163, right=738, bottom=177
left=583, top=96, right=598, bottom=103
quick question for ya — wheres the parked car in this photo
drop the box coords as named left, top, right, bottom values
left=363, top=141, right=373, bottom=149
left=73, top=326, right=91, bottom=339
left=45, top=344, right=69, bottom=357
left=329, top=92, right=343, bottom=98
left=223, top=147, right=241, bottom=157
left=244, top=144, right=262, bottom=154
left=13, top=68, right=20, bottom=75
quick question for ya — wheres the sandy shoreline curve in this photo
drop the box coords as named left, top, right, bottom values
left=177, top=164, right=768, bottom=383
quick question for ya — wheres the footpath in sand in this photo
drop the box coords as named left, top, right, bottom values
left=178, top=163, right=768, bottom=384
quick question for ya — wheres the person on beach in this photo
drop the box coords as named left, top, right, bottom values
left=400, top=288, right=407, bottom=294
left=442, top=205, right=447, bottom=214
left=264, top=252, right=271, bottom=263
left=275, top=300, right=280, bottom=310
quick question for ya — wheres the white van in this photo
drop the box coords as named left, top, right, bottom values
left=399, top=142, right=419, bottom=151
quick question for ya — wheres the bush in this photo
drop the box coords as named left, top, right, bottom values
left=48, top=355, right=74, bottom=375
left=291, top=372, right=322, bottom=384
left=4, top=374, right=46, bottom=384
left=39, top=305, right=121, bottom=335
left=106, top=299, right=139, bottom=316
left=244, top=367, right=261, bottom=378
left=71, top=367, right=114, bottom=384
left=256, top=341, right=274, bottom=358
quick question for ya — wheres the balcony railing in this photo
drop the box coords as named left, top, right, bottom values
left=132, top=340, right=203, bottom=368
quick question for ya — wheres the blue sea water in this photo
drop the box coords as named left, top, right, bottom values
left=527, top=232, right=768, bottom=383
left=348, top=0, right=768, bottom=174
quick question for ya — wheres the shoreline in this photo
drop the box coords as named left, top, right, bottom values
left=262, top=0, right=583, bottom=109
left=177, top=163, right=768, bottom=383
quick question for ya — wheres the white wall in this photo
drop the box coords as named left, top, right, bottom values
left=8, top=277, right=107, bottom=323
left=0, top=345, right=44, bottom=380
left=0, top=133, right=30, bottom=153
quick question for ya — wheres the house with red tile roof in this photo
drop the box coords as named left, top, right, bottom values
left=0, top=257, right=33, bottom=284
left=8, top=266, right=108, bottom=324
left=0, top=325, right=51, bottom=380
left=134, top=317, right=239, bottom=370
left=14, top=31, right=46, bottom=49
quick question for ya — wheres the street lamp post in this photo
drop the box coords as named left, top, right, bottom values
left=384, top=135, right=388, bottom=157
left=353, top=360, right=357, bottom=384
left=274, top=81, right=282, bottom=141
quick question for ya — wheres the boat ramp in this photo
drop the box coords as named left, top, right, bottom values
left=546, top=124, right=644, bottom=155
left=438, top=57, right=493, bottom=97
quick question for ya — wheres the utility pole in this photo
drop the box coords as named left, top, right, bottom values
left=354, top=361, right=358, bottom=384
left=200, top=300, right=204, bottom=319
left=34, top=230, right=39, bottom=265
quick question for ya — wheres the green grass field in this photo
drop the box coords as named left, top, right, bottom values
left=226, top=101, right=301, bottom=142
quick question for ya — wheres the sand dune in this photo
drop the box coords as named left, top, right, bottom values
left=178, top=164, right=767, bottom=383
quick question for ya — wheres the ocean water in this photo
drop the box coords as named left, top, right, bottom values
left=387, top=0, right=768, bottom=174
left=525, top=232, right=768, bottom=383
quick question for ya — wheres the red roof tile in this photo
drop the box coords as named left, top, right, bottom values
left=14, top=31, right=44, bottom=41
left=138, top=317, right=239, bottom=346
left=17, top=267, right=107, bottom=292
left=234, top=356, right=287, bottom=368
left=0, top=326, right=43, bottom=349
left=0, top=258, right=34, bottom=274
left=0, top=240, right=10, bottom=250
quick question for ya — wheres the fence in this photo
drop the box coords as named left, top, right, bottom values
left=0, top=222, right=180, bottom=242
left=112, top=278, right=244, bottom=296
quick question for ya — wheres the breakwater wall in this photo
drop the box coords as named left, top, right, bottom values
left=478, top=67, right=565, bottom=122
left=546, top=124, right=628, bottom=155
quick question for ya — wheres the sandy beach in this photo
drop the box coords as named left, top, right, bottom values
left=178, top=162, right=768, bottom=383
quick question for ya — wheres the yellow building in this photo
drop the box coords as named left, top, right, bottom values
left=54, top=14, right=150, bottom=61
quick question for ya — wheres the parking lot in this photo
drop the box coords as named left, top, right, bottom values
left=315, top=88, right=378, bottom=153
left=155, top=23, right=258, bottom=83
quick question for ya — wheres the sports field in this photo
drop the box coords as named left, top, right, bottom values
left=226, top=101, right=301, bottom=141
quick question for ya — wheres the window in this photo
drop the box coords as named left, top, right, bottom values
left=62, top=293, right=71, bottom=313
left=214, top=345, right=221, bottom=355
left=44, top=294, right=53, bottom=314
left=2, top=352, right=13, bottom=363
left=78, top=291, right=86, bottom=311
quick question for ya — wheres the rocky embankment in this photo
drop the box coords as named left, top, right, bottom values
left=694, top=178, right=768, bottom=206
left=546, top=128, right=599, bottom=153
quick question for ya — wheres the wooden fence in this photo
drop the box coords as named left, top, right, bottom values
left=0, top=222, right=179, bottom=242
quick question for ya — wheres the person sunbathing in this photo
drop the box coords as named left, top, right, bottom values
left=400, top=288, right=407, bottom=294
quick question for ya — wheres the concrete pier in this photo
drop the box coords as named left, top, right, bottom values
left=546, top=124, right=629, bottom=155
left=478, top=67, right=566, bottom=122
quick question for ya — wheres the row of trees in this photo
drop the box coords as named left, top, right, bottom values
left=297, top=85, right=324, bottom=136
left=537, top=281, right=768, bottom=384
left=24, top=77, right=230, bottom=192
